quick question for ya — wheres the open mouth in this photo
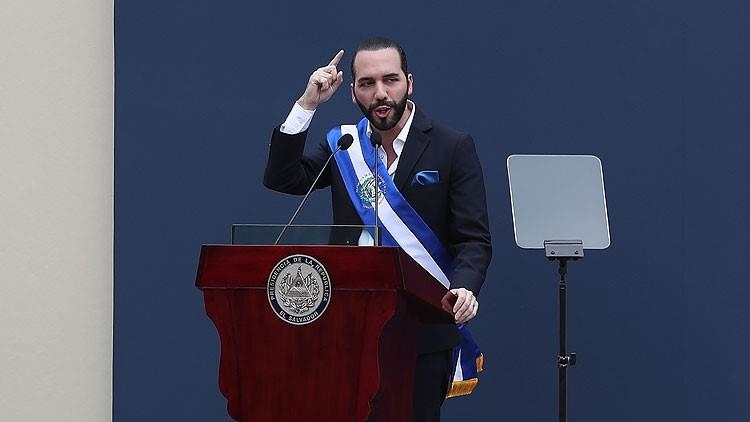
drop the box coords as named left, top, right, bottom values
left=373, top=105, right=391, bottom=119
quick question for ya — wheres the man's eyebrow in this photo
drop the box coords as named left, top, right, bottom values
left=357, top=73, right=401, bottom=83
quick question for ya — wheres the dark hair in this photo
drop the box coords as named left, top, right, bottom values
left=350, top=37, right=409, bottom=79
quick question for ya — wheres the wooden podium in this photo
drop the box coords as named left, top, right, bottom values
left=196, top=244, right=454, bottom=422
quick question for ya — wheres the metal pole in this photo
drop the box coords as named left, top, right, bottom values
left=558, top=258, right=568, bottom=422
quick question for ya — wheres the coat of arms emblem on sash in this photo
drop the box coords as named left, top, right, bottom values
left=355, top=174, right=387, bottom=209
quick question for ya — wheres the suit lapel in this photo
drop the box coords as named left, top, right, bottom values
left=394, top=108, right=432, bottom=192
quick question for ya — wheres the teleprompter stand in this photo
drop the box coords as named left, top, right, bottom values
left=507, top=155, right=611, bottom=422
left=545, top=240, right=583, bottom=422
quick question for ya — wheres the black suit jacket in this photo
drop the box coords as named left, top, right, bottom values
left=264, top=107, right=492, bottom=352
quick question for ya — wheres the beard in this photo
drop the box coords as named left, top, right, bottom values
left=356, top=93, right=409, bottom=131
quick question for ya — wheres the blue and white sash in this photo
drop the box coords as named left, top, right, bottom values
left=326, top=118, right=484, bottom=398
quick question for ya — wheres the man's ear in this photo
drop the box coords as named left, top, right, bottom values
left=407, top=73, right=414, bottom=96
left=350, top=82, right=356, bottom=103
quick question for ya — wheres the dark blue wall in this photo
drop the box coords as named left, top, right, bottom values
left=115, top=1, right=750, bottom=420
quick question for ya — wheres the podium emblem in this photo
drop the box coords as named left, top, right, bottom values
left=267, top=254, right=331, bottom=325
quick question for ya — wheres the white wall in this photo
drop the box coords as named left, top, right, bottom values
left=0, top=0, right=113, bottom=420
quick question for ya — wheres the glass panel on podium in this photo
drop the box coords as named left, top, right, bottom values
left=231, top=224, right=377, bottom=246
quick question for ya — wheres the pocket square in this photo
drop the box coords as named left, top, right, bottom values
left=412, top=170, right=440, bottom=186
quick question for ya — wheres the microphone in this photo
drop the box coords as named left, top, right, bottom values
left=274, top=133, right=354, bottom=245
left=370, top=131, right=382, bottom=147
left=370, top=132, right=382, bottom=246
left=338, top=132, right=354, bottom=150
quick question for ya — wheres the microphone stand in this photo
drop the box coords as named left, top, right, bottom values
left=370, top=132, right=382, bottom=246
left=273, top=134, right=353, bottom=245
left=373, top=152, right=380, bottom=246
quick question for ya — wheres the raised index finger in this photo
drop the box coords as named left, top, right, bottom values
left=328, top=49, right=344, bottom=67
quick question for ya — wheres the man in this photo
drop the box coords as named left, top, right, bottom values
left=264, top=37, right=491, bottom=421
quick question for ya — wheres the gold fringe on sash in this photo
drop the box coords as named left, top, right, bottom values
left=445, top=353, right=485, bottom=398
left=446, top=379, right=478, bottom=398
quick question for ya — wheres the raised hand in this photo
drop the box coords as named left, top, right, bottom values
left=297, top=50, right=345, bottom=111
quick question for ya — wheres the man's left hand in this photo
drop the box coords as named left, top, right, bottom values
left=450, top=288, right=478, bottom=324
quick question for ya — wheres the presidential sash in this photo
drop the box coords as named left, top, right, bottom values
left=326, top=118, right=484, bottom=398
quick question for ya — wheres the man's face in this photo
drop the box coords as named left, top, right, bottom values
left=351, top=48, right=413, bottom=131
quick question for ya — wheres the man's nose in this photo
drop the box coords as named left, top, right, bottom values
left=374, top=82, right=388, bottom=100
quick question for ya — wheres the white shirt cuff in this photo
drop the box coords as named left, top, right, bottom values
left=279, top=102, right=315, bottom=134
